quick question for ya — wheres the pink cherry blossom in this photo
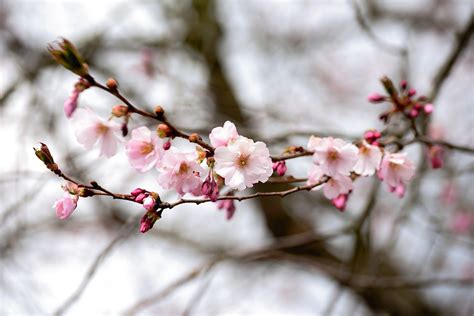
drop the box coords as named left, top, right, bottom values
left=53, top=195, right=78, bottom=220
left=353, top=141, right=382, bottom=176
left=157, top=148, right=204, bottom=196
left=311, top=137, right=358, bottom=177
left=71, top=108, right=122, bottom=158
left=214, top=136, right=273, bottom=190
left=307, top=135, right=323, bottom=151
left=307, top=164, right=325, bottom=187
left=321, top=174, right=353, bottom=199
left=209, top=121, right=238, bottom=148
left=126, top=126, right=164, bottom=172
left=64, top=89, right=80, bottom=118
left=378, top=152, right=415, bottom=190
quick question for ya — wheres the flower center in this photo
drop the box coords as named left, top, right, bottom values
left=327, top=149, right=339, bottom=161
left=389, top=161, right=400, bottom=170
left=179, top=162, right=189, bottom=174
left=237, top=154, right=249, bottom=168
left=140, top=142, right=154, bottom=155
left=96, top=123, right=109, bottom=135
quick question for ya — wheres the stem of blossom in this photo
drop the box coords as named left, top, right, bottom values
left=86, top=75, right=215, bottom=152
left=271, top=150, right=313, bottom=162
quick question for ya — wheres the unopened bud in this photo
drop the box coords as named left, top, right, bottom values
left=409, top=109, right=419, bottom=118
left=163, top=140, right=171, bottom=150
left=400, top=80, right=407, bottom=90
left=154, top=105, right=165, bottom=117
left=47, top=38, right=89, bottom=77
left=112, top=105, right=128, bottom=117
left=380, top=76, right=397, bottom=98
left=34, top=143, right=59, bottom=172
left=367, top=93, right=385, bottom=103
left=139, top=211, right=160, bottom=233
left=408, top=88, right=416, bottom=97
left=121, top=123, right=128, bottom=137
left=157, top=124, right=172, bottom=138
left=188, top=133, right=201, bottom=143
left=131, top=188, right=145, bottom=196
left=424, top=103, right=434, bottom=114
left=135, top=193, right=147, bottom=203
left=106, top=78, right=118, bottom=91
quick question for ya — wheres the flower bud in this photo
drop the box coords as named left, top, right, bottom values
left=409, top=109, right=419, bottom=118
left=367, top=93, right=385, bottom=103
left=154, top=105, right=165, bottom=117
left=400, top=80, right=407, bottom=90
left=106, top=78, right=118, bottom=91
left=135, top=193, right=147, bottom=203
left=428, top=145, right=444, bottom=169
left=163, top=140, right=171, bottom=150
left=139, top=211, right=160, bottom=233
left=47, top=38, right=89, bottom=77
left=217, top=199, right=236, bottom=220
left=380, top=76, right=397, bottom=98
left=143, top=196, right=156, bottom=211
left=424, top=103, right=434, bottom=114
left=188, top=133, right=201, bottom=143
left=112, top=105, right=128, bottom=117
left=121, top=123, right=128, bottom=137
left=157, top=124, right=172, bottom=138
left=408, top=88, right=416, bottom=97
left=331, top=194, right=348, bottom=211
left=34, top=143, right=59, bottom=172
left=272, top=161, right=287, bottom=176
left=131, top=188, right=145, bottom=196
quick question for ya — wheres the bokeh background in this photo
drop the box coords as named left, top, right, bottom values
left=1, top=0, right=473, bottom=315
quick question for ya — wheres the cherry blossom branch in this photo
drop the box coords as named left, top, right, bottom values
left=86, top=76, right=216, bottom=152
left=160, top=178, right=329, bottom=210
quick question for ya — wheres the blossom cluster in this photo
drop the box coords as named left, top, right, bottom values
left=43, top=40, right=443, bottom=233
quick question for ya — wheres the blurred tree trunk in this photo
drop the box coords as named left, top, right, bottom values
left=184, top=1, right=442, bottom=315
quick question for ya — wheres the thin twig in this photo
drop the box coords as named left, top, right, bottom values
left=54, top=215, right=139, bottom=316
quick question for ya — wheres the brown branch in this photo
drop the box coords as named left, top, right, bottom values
left=88, top=77, right=215, bottom=152
left=429, top=14, right=474, bottom=101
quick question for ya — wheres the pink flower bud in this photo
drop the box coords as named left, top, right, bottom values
left=139, top=211, right=160, bottom=233
left=272, top=161, right=287, bottom=176
left=217, top=199, right=236, bottom=220
left=53, top=196, right=78, bottom=220
left=409, top=109, right=419, bottom=118
left=414, top=103, right=422, bottom=111
left=131, top=188, right=144, bottom=196
left=163, top=140, right=171, bottom=150
left=135, top=193, right=147, bottom=203
left=423, top=103, right=434, bottom=114
left=373, top=131, right=381, bottom=139
left=202, top=173, right=219, bottom=202
left=428, top=145, right=444, bottom=169
left=143, top=196, right=156, bottom=211
left=400, top=80, right=407, bottom=90
left=364, top=130, right=374, bottom=141
left=331, top=194, right=348, bottom=212
left=408, top=88, right=416, bottom=97
left=367, top=93, right=385, bottom=103
left=64, top=89, right=80, bottom=118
